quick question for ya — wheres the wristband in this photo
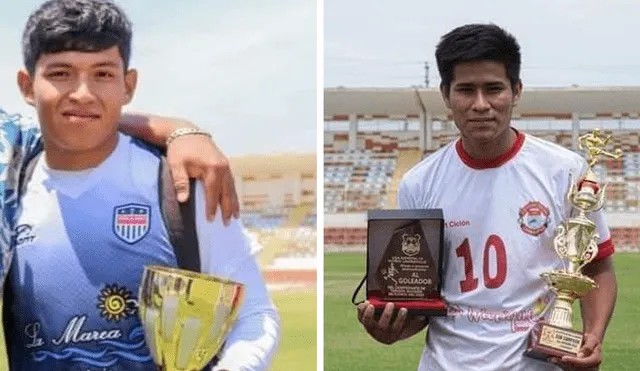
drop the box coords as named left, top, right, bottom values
left=166, top=128, right=212, bottom=146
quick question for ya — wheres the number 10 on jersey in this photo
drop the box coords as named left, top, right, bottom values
left=456, top=235, right=507, bottom=293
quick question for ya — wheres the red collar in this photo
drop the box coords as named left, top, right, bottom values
left=455, top=128, right=525, bottom=169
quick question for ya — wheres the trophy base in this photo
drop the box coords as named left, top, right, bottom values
left=367, top=296, right=448, bottom=317
left=525, top=321, right=583, bottom=362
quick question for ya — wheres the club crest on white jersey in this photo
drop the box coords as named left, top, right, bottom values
left=518, top=201, right=550, bottom=236
left=113, top=204, right=151, bottom=244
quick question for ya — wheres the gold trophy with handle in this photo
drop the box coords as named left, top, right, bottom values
left=526, top=129, right=622, bottom=360
left=138, top=265, right=245, bottom=371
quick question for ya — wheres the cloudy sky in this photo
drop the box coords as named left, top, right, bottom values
left=325, top=0, right=640, bottom=88
left=1, top=0, right=316, bottom=156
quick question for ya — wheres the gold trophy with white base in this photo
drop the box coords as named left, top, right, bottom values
left=526, top=129, right=622, bottom=360
left=138, top=266, right=245, bottom=371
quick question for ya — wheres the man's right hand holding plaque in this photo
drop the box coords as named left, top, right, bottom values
left=353, top=209, right=448, bottom=342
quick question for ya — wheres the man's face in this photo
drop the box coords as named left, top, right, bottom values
left=18, top=45, right=137, bottom=153
left=441, top=60, right=522, bottom=145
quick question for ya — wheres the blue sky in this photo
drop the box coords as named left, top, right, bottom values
left=0, top=0, right=316, bottom=156
left=325, top=0, right=640, bottom=88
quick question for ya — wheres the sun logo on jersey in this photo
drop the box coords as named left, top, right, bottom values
left=518, top=201, right=550, bottom=236
left=401, top=233, right=421, bottom=256
left=97, top=284, right=138, bottom=322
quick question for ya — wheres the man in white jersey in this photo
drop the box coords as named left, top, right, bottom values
left=7, top=1, right=280, bottom=370
left=357, top=24, right=616, bottom=371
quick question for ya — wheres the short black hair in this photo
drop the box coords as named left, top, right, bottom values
left=435, top=23, right=521, bottom=92
left=22, top=0, right=133, bottom=75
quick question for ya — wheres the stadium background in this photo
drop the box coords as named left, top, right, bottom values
left=323, top=86, right=640, bottom=371
left=229, top=152, right=317, bottom=370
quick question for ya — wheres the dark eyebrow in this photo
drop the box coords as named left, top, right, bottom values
left=453, top=82, right=474, bottom=88
left=92, top=62, right=121, bottom=68
left=44, top=62, right=72, bottom=69
left=43, top=62, right=121, bottom=69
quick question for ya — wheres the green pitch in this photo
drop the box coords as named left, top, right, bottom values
left=270, top=289, right=317, bottom=371
left=325, top=252, right=640, bottom=371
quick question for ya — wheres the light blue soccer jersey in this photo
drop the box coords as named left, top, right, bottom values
left=7, top=135, right=180, bottom=371
left=1, top=111, right=279, bottom=371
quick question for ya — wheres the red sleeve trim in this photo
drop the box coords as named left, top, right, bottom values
left=594, top=238, right=615, bottom=261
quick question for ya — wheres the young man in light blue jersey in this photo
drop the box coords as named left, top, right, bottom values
left=0, top=107, right=240, bottom=226
left=5, top=1, right=280, bottom=370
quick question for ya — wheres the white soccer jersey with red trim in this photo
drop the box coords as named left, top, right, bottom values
left=397, top=129, right=614, bottom=371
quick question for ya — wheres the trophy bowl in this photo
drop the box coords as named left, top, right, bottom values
left=138, top=265, right=245, bottom=371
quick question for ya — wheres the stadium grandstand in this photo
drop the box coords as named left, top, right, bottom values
left=324, top=86, right=640, bottom=252
left=230, top=153, right=317, bottom=289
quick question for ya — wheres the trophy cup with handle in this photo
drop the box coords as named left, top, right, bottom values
left=138, top=265, right=245, bottom=371
left=526, top=129, right=622, bottom=360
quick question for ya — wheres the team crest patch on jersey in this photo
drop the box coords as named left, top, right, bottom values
left=113, top=204, right=150, bottom=244
left=518, top=201, right=550, bottom=236
left=401, top=233, right=421, bottom=256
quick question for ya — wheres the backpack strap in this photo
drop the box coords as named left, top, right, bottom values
left=158, top=156, right=201, bottom=273
left=158, top=156, right=223, bottom=368
left=18, top=152, right=43, bottom=198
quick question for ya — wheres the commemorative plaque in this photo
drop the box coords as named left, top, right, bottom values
left=353, top=209, right=447, bottom=316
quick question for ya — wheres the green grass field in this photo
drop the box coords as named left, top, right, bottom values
left=255, top=234, right=316, bottom=371
left=270, top=289, right=317, bottom=371
left=325, top=252, right=640, bottom=371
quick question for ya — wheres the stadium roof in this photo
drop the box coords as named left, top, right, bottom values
left=324, top=86, right=640, bottom=119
